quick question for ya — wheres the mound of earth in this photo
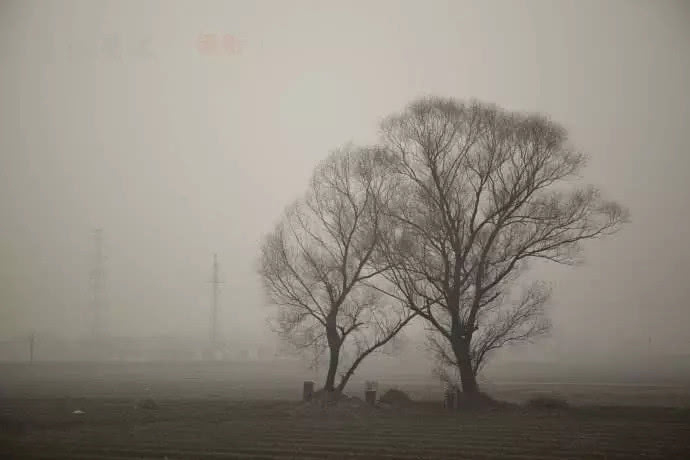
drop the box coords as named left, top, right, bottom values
left=525, top=396, right=569, bottom=410
left=305, top=389, right=368, bottom=407
left=289, top=389, right=373, bottom=417
left=379, top=389, right=412, bottom=406
left=310, top=389, right=358, bottom=402
left=454, top=391, right=515, bottom=411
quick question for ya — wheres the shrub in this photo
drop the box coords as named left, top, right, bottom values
left=379, top=388, right=412, bottom=406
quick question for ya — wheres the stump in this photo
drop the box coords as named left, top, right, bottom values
left=364, top=380, right=378, bottom=405
left=303, top=381, right=314, bottom=402
left=444, top=386, right=457, bottom=410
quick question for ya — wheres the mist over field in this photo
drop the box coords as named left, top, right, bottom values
left=1, top=0, right=689, bottom=383
left=3, top=2, right=690, bottom=459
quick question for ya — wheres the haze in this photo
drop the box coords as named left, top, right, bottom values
left=1, top=0, right=689, bottom=373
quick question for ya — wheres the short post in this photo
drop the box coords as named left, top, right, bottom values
left=365, top=380, right=377, bottom=405
left=444, top=384, right=456, bottom=410
left=302, top=381, right=314, bottom=402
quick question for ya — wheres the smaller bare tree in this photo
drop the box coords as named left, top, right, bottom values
left=259, top=145, right=414, bottom=395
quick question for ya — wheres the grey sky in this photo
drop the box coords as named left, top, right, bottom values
left=1, top=0, right=689, bottom=360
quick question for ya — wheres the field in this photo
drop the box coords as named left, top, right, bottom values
left=2, top=362, right=690, bottom=459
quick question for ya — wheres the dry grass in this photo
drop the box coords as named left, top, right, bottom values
left=2, top=398, right=690, bottom=459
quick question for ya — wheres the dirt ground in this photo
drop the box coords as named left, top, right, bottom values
left=2, top=362, right=690, bottom=459
left=3, top=398, right=690, bottom=459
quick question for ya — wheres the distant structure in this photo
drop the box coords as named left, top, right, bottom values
left=209, top=253, right=223, bottom=347
left=89, top=228, right=106, bottom=339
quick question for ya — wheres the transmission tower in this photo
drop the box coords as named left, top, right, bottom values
left=89, top=228, right=106, bottom=339
left=209, top=253, right=223, bottom=347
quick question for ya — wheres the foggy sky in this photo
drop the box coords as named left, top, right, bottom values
left=1, top=0, right=689, bottom=361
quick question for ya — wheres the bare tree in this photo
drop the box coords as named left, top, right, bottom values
left=259, top=145, right=414, bottom=395
left=374, top=97, right=629, bottom=396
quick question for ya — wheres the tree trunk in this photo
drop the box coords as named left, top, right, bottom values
left=458, top=354, right=479, bottom=394
left=449, top=302, right=479, bottom=396
left=453, top=339, right=479, bottom=395
left=324, top=322, right=341, bottom=393
left=324, top=346, right=340, bottom=392
left=335, top=357, right=357, bottom=393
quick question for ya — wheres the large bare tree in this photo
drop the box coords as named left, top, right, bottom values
left=374, top=97, right=629, bottom=396
left=259, top=145, right=414, bottom=395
